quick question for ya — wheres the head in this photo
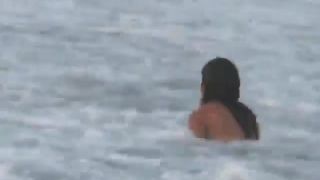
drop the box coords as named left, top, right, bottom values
left=201, top=57, right=240, bottom=104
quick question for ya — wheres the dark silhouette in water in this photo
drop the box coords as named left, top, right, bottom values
left=189, top=57, right=259, bottom=141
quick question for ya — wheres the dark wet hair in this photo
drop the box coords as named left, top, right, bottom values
left=201, top=57, right=259, bottom=140
left=201, top=58, right=240, bottom=103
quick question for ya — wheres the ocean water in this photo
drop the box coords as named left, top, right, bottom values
left=0, top=0, right=319, bottom=179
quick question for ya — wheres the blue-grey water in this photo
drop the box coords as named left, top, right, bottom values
left=0, top=0, right=320, bottom=180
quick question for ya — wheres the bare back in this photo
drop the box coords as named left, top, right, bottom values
left=189, top=102, right=245, bottom=141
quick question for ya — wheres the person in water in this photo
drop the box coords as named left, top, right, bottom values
left=189, top=57, right=259, bottom=141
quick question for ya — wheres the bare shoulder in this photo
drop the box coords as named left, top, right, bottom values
left=191, top=102, right=245, bottom=141
left=188, top=104, right=216, bottom=125
left=198, top=103, right=224, bottom=116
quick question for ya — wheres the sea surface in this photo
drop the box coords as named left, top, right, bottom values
left=0, top=0, right=319, bottom=179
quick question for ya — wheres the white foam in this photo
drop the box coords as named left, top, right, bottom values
left=214, top=161, right=251, bottom=180
left=1, top=0, right=319, bottom=179
left=107, top=153, right=161, bottom=167
left=296, top=102, right=319, bottom=113
left=258, top=98, right=281, bottom=108
left=0, top=164, right=15, bottom=180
